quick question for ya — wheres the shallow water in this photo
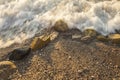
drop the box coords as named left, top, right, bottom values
left=0, top=0, right=120, bottom=48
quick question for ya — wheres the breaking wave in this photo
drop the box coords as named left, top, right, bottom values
left=0, top=0, right=120, bottom=48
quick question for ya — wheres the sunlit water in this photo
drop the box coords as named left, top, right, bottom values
left=0, top=0, right=120, bottom=48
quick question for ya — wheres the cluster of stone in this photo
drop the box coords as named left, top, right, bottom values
left=8, top=19, right=120, bottom=61
left=1, top=19, right=120, bottom=79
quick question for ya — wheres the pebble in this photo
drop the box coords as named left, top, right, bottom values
left=0, top=61, right=17, bottom=80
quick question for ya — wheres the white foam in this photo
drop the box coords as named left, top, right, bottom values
left=0, top=0, right=120, bottom=48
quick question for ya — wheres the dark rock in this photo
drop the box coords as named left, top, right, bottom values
left=9, top=48, right=31, bottom=61
left=115, top=29, right=120, bottom=34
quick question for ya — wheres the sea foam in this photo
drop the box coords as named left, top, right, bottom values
left=0, top=0, right=120, bottom=48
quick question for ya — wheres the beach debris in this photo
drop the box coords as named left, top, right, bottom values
left=9, top=47, right=31, bottom=61
left=30, top=31, right=59, bottom=51
left=81, top=29, right=97, bottom=41
left=108, top=34, right=120, bottom=44
left=0, top=61, right=17, bottom=80
left=97, top=35, right=108, bottom=42
left=53, top=20, right=69, bottom=32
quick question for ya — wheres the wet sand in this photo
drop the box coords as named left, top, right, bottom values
left=0, top=29, right=120, bottom=80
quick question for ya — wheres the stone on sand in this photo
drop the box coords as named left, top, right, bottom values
left=30, top=35, right=51, bottom=51
left=9, top=47, right=31, bottom=61
left=108, top=34, right=120, bottom=44
left=81, top=29, right=97, bottom=41
left=97, top=35, right=108, bottom=42
left=53, top=20, right=69, bottom=32
left=30, top=31, right=58, bottom=51
left=83, top=29, right=97, bottom=37
left=0, top=61, right=17, bottom=80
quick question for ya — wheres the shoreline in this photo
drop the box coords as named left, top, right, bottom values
left=0, top=29, right=120, bottom=80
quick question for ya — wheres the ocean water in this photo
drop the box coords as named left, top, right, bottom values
left=0, top=0, right=120, bottom=48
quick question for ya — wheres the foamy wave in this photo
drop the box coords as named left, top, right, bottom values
left=0, top=0, right=120, bottom=48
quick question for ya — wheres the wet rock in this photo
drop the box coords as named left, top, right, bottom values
left=0, top=61, right=17, bottom=80
left=9, top=47, right=31, bottom=61
left=49, top=31, right=59, bottom=41
left=30, top=31, right=58, bottom=51
left=115, top=29, right=120, bottom=34
left=83, top=29, right=97, bottom=37
left=108, top=34, right=120, bottom=44
left=30, top=35, right=51, bottom=51
left=53, top=20, right=69, bottom=32
left=97, top=35, right=108, bottom=42
left=81, top=29, right=97, bottom=42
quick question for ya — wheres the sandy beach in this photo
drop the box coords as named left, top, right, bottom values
left=0, top=29, right=120, bottom=80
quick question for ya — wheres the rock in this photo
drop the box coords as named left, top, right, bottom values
left=9, top=48, right=31, bottom=61
left=81, top=29, right=97, bottom=42
left=30, top=35, right=51, bottom=51
left=83, top=29, right=97, bottom=37
left=49, top=31, right=59, bottom=41
left=72, top=34, right=81, bottom=39
left=97, top=35, right=108, bottom=42
left=0, top=61, right=17, bottom=80
left=53, top=20, right=69, bottom=32
left=30, top=31, right=59, bottom=51
left=115, top=29, right=120, bottom=34
left=108, top=34, right=120, bottom=44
